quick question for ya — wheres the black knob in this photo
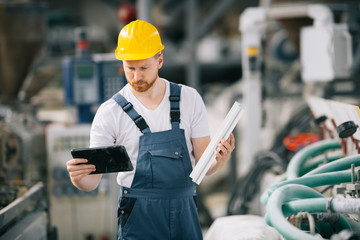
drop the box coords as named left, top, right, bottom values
left=314, top=115, right=327, bottom=125
left=336, top=121, right=358, bottom=138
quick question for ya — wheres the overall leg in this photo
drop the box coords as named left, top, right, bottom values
left=170, top=197, right=203, bottom=240
left=118, top=197, right=171, bottom=240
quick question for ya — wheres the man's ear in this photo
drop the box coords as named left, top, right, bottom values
left=158, top=53, right=163, bottom=69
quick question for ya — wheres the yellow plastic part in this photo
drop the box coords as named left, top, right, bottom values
left=247, top=46, right=259, bottom=57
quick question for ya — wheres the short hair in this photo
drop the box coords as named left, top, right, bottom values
left=154, top=52, right=162, bottom=59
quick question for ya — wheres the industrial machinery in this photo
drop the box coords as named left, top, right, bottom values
left=0, top=1, right=49, bottom=239
left=260, top=97, right=360, bottom=239
left=206, top=1, right=360, bottom=239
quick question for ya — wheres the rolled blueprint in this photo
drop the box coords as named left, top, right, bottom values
left=190, top=101, right=244, bottom=184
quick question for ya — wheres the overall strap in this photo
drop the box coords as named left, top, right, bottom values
left=112, top=93, right=151, bottom=134
left=169, top=82, right=182, bottom=129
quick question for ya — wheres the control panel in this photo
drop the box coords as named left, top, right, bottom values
left=63, top=57, right=99, bottom=105
left=63, top=54, right=127, bottom=122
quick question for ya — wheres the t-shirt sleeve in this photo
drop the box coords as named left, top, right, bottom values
left=89, top=102, right=117, bottom=148
left=189, top=88, right=210, bottom=138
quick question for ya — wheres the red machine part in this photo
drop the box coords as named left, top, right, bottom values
left=283, top=133, right=320, bottom=152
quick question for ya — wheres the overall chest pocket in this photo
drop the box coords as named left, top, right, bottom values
left=148, top=148, right=189, bottom=188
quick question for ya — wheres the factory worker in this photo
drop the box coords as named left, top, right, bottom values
left=66, top=19, right=235, bottom=240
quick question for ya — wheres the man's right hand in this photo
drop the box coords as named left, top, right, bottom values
left=66, top=158, right=96, bottom=181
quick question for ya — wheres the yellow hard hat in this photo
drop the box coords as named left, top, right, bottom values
left=115, top=20, right=165, bottom=60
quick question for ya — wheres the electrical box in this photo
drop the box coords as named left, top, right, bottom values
left=46, top=124, right=119, bottom=240
left=63, top=54, right=127, bottom=122
left=301, top=24, right=353, bottom=82
left=63, top=57, right=100, bottom=105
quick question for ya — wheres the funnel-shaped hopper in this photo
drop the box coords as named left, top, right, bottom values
left=0, top=2, right=46, bottom=104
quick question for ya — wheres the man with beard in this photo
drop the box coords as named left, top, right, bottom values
left=66, top=20, right=235, bottom=240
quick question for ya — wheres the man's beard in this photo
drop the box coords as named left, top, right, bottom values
left=128, top=75, right=157, bottom=92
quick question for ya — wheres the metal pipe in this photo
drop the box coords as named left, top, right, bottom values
left=196, top=0, right=235, bottom=39
left=0, top=182, right=44, bottom=228
left=186, top=0, right=200, bottom=90
left=332, top=198, right=360, bottom=213
left=136, top=0, right=153, bottom=23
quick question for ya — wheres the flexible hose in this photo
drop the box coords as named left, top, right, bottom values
left=299, top=151, right=344, bottom=176
left=262, top=169, right=356, bottom=205
left=282, top=198, right=352, bottom=232
left=262, top=140, right=359, bottom=239
left=261, top=140, right=341, bottom=204
left=265, top=184, right=325, bottom=240
left=283, top=197, right=360, bottom=214
left=262, top=154, right=360, bottom=205
left=286, top=139, right=341, bottom=180
left=303, top=154, right=360, bottom=176
left=306, top=212, right=316, bottom=236
left=265, top=184, right=352, bottom=240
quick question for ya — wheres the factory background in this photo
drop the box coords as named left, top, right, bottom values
left=1, top=0, right=360, bottom=239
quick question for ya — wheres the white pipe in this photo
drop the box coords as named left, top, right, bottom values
left=190, top=102, right=244, bottom=185
left=265, top=4, right=334, bottom=27
left=307, top=4, right=333, bottom=27
left=241, top=4, right=333, bottom=28
left=240, top=7, right=266, bottom=33
left=239, top=7, right=265, bottom=176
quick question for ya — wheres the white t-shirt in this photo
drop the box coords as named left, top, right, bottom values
left=90, top=79, right=210, bottom=187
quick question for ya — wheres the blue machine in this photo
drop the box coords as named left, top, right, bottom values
left=63, top=54, right=127, bottom=123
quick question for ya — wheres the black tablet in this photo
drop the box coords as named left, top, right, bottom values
left=71, top=145, right=133, bottom=174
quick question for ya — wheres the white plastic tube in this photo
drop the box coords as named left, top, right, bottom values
left=190, top=101, right=244, bottom=184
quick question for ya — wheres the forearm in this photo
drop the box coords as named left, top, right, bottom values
left=205, top=157, right=228, bottom=176
left=71, top=174, right=102, bottom=192
left=192, top=133, right=235, bottom=177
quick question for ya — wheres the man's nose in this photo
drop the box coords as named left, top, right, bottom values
left=133, top=70, right=142, bottom=81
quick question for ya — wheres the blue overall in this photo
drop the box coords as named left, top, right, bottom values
left=112, top=82, right=203, bottom=240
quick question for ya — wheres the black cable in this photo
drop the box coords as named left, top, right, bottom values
left=227, top=150, right=284, bottom=215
